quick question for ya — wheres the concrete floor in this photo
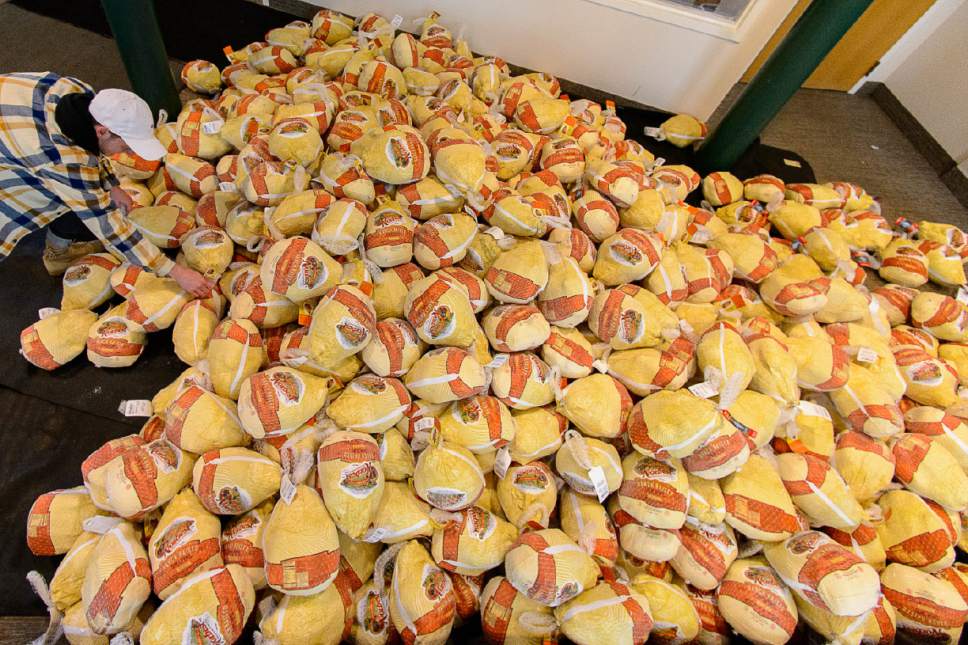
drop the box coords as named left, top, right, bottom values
left=711, top=84, right=968, bottom=229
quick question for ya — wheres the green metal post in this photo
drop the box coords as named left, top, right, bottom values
left=100, top=0, right=181, bottom=119
left=695, top=0, right=873, bottom=172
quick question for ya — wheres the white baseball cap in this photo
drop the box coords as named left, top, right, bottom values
left=88, top=88, right=166, bottom=161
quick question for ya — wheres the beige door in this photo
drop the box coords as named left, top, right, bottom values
left=742, top=0, right=935, bottom=91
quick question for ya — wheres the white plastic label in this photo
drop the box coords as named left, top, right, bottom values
left=484, top=226, right=505, bottom=240
left=280, top=476, right=297, bottom=504
left=390, top=14, right=404, bottom=28
left=798, top=400, right=831, bottom=421
left=494, top=446, right=511, bottom=479
left=688, top=381, right=719, bottom=399
left=957, top=287, right=968, bottom=305
left=690, top=228, right=713, bottom=244
left=288, top=354, right=310, bottom=367
left=218, top=182, right=238, bottom=193
left=856, top=347, right=878, bottom=364
left=82, top=515, right=124, bottom=534
left=487, top=354, right=509, bottom=370
left=37, top=307, right=58, bottom=320
left=414, top=417, right=436, bottom=432
left=201, top=120, right=224, bottom=135
left=588, top=466, right=610, bottom=503
left=363, top=527, right=388, bottom=543
left=118, top=400, right=152, bottom=417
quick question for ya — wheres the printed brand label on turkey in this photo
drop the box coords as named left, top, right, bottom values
left=182, top=612, right=225, bottom=645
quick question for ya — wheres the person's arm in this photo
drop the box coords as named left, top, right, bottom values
left=37, top=161, right=214, bottom=296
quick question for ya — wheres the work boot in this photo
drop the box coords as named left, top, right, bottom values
left=42, top=239, right=104, bottom=276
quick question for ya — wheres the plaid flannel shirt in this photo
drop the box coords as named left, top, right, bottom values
left=0, top=72, right=174, bottom=275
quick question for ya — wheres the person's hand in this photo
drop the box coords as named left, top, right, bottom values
left=170, top=264, right=215, bottom=298
left=110, top=185, right=134, bottom=214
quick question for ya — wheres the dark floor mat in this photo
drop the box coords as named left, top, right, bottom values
left=0, top=230, right=185, bottom=424
left=0, top=387, right=137, bottom=616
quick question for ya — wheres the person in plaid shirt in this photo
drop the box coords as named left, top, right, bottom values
left=0, top=71, right=213, bottom=296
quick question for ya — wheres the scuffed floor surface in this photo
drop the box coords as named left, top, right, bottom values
left=712, top=84, right=968, bottom=228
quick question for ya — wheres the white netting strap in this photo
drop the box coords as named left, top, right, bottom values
left=563, top=429, right=593, bottom=471
left=765, top=192, right=785, bottom=213
left=429, top=508, right=464, bottom=527
left=263, top=206, right=284, bottom=241
left=549, top=365, right=564, bottom=403
left=516, top=501, right=549, bottom=530
left=716, top=370, right=746, bottom=411
left=592, top=346, right=612, bottom=374
left=27, top=571, right=63, bottom=645
left=517, top=610, right=559, bottom=636
left=373, top=541, right=406, bottom=594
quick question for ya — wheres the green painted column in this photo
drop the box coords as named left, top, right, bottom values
left=100, top=0, right=181, bottom=119
left=695, top=0, right=874, bottom=172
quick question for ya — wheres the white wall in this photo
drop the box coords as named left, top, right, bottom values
left=862, top=0, right=968, bottom=166
left=304, top=0, right=797, bottom=120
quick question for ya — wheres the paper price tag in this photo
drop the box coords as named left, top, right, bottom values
left=957, top=287, right=968, bottom=305
left=390, top=14, right=404, bottom=28
left=688, top=381, right=719, bottom=399
left=38, top=307, right=59, bottom=320
left=588, top=466, right=610, bottom=503
left=118, top=400, right=153, bottom=417
left=856, top=347, right=878, bottom=364
left=798, top=400, right=831, bottom=421
left=218, top=182, right=238, bottom=193
left=494, top=446, right=511, bottom=479
left=202, top=120, right=224, bottom=135
left=280, top=476, right=297, bottom=504
left=413, top=417, right=436, bottom=432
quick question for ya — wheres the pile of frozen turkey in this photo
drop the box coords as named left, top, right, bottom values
left=19, top=8, right=968, bottom=645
